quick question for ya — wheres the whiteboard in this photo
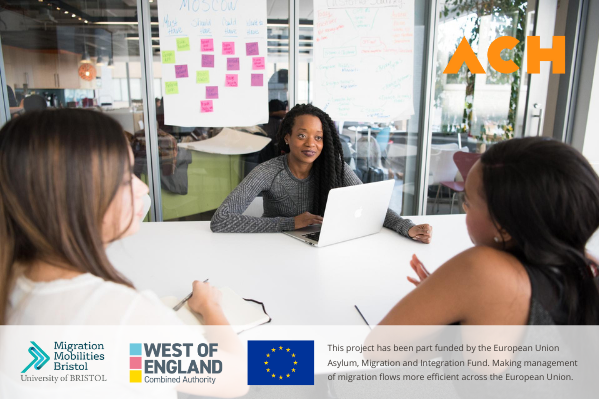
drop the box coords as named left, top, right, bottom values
left=313, top=0, right=415, bottom=122
left=157, top=0, right=269, bottom=127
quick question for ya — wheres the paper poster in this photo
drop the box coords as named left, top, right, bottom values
left=313, top=0, right=415, bottom=121
left=158, top=0, right=268, bottom=127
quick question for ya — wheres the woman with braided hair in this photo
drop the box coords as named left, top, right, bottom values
left=211, top=104, right=433, bottom=242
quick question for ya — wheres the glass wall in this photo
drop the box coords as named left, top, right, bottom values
left=145, top=0, right=289, bottom=221
left=297, top=0, right=431, bottom=216
left=0, top=0, right=145, bottom=132
left=0, top=0, right=564, bottom=221
left=426, top=0, right=529, bottom=215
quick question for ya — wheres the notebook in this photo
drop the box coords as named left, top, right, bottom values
left=162, top=287, right=271, bottom=334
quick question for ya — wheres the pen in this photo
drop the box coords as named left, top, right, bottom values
left=354, top=305, right=372, bottom=329
left=173, top=279, right=209, bottom=311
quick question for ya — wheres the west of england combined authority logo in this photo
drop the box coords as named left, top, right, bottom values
left=247, top=340, right=314, bottom=385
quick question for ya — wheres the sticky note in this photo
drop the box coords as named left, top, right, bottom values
left=176, top=37, right=190, bottom=51
left=202, top=54, right=214, bottom=68
left=246, top=42, right=259, bottom=56
left=201, top=100, right=214, bottom=113
left=222, top=42, right=235, bottom=55
left=227, top=58, right=240, bottom=71
left=162, top=50, right=175, bottom=64
left=196, top=70, right=210, bottom=84
left=175, top=65, right=188, bottom=78
left=201, top=38, right=214, bottom=52
left=252, top=57, right=265, bottom=70
left=251, top=74, right=263, bottom=87
left=206, top=86, right=219, bottom=99
left=165, top=81, right=179, bottom=95
left=225, top=74, right=238, bottom=87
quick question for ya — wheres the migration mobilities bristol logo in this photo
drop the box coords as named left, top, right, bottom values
left=130, top=342, right=222, bottom=384
left=21, top=341, right=50, bottom=373
left=21, top=341, right=107, bottom=383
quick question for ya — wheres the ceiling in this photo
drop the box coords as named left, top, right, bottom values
left=0, top=0, right=314, bottom=57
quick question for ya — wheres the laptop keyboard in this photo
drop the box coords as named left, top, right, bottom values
left=302, top=232, right=320, bottom=242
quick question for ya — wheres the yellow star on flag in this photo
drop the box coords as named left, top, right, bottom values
left=292, top=368, right=296, bottom=372
left=286, top=348, right=290, bottom=352
left=264, top=361, right=268, bottom=365
left=294, top=361, right=297, bottom=365
left=279, top=346, right=283, bottom=350
left=279, top=376, right=283, bottom=380
left=287, top=374, right=290, bottom=378
left=266, top=354, right=269, bottom=357
left=271, top=348, right=276, bottom=352
left=272, top=374, right=275, bottom=378
left=292, top=354, right=295, bottom=357
left=266, top=368, right=270, bottom=372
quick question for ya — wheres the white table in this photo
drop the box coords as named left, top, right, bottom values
left=106, top=215, right=599, bottom=326
left=107, top=215, right=472, bottom=325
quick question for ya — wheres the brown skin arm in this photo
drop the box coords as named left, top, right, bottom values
left=364, top=247, right=532, bottom=361
left=376, top=246, right=531, bottom=326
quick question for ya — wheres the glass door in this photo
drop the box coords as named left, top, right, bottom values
left=425, top=0, right=558, bottom=215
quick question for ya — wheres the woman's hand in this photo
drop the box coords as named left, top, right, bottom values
left=294, top=212, right=323, bottom=229
left=187, top=280, right=223, bottom=317
left=408, top=224, right=433, bottom=244
left=407, top=254, right=430, bottom=286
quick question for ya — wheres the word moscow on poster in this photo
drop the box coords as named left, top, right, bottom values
left=313, top=0, right=415, bottom=121
left=158, top=0, right=268, bottom=127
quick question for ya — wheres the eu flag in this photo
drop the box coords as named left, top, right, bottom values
left=247, top=340, right=314, bottom=385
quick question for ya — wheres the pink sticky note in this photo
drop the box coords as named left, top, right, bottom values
left=225, top=74, right=238, bottom=87
left=206, top=86, right=219, bottom=99
left=202, top=54, right=214, bottom=68
left=246, top=42, right=259, bottom=56
left=227, top=58, right=240, bottom=71
left=174, top=65, right=188, bottom=78
left=201, top=100, right=213, bottom=113
left=201, top=39, right=214, bottom=52
left=222, top=42, right=235, bottom=55
left=251, top=74, right=263, bottom=87
left=252, top=57, right=265, bottom=70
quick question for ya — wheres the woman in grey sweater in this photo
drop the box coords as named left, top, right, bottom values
left=210, top=104, right=433, bottom=243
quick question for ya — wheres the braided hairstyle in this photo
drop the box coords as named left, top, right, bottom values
left=276, top=104, right=345, bottom=216
left=480, top=137, right=599, bottom=324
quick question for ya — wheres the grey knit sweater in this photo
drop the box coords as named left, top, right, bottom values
left=210, top=155, right=415, bottom=236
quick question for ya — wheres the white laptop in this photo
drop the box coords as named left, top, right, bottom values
left=283, top=179, right=395, bottom=247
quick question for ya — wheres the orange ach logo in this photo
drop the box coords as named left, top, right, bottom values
left=443, top=36, right=565, bottom=75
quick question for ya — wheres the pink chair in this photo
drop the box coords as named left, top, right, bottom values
left=439, top=152, right=481, bottom=214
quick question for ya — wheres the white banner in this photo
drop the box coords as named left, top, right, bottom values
left=2, top=325, right=598, bottom=398
left=313, top=0, right=415, bottom=121
left=157, top=0, right=269, bottom=127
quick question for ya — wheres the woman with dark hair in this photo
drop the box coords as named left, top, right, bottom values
left=210, top=104, right=432, bottom=242
left=366, top=137, right=599, bottom=326
left=0, top=110, right=247, bottom=397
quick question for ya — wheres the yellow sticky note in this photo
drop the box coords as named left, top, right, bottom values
left=130, top=370, right=142, bottom=383
left=162, top=50, right=175, bottom=64
left=196, top=70, right=210, bottom=84
left=165, top=81, right=179, bottom=95
left=177, top=37, right=190, bottom=51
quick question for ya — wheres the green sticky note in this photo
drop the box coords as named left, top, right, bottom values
left=196, top=70, right=210, bottom=84
left=162, top=50, right=175, bottom=64
left=177, top=37, right=190, bottom=51
left=165, top=81, right=179, bottom=95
